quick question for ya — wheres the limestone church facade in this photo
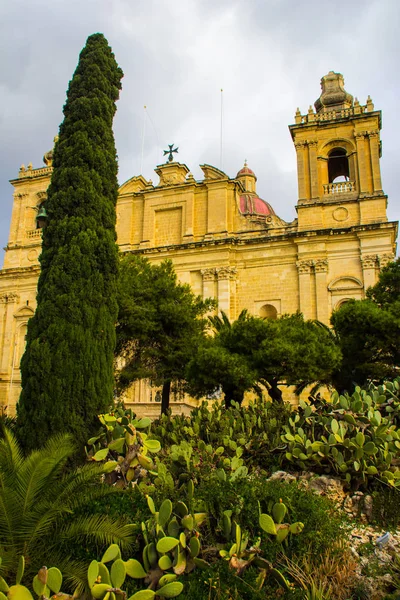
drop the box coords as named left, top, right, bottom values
left=0, top=72, right=397, bottom=415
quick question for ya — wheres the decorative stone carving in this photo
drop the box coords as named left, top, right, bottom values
left=361, top=255, right=377, bottom=269
left=307, top=139, right=318, bottom=148
left=216, top=267, right=237, bottom=280
left=314, top=72, right=353, bottom=114
left=27, top=249, right=39, bottom=262
left=0, top=292, right=20, bottom=304
left=314, top=259, right=328, bottom=273
left=296, top=260, right=314, bottom=274
left=332, top=207, right=349, bottom=221
left=201, top=268, right=216, bottom=282
left=378, top=253, right=394, bottom=268
left=154, top=162, right=190, bottom=186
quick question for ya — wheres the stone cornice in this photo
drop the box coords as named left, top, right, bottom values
left=122, top=221, right=397, bottom=256
left=0, top=266, right=40, bottom=278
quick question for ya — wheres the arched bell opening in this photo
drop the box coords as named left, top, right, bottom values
left=328, top=148, right=349, bottom=183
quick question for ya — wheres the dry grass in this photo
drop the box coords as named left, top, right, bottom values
left=280, top=540, right=359, bottom=600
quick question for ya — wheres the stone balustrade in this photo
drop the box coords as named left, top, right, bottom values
left=323, top=181, right=355, bottom=195
left=26, top=229, right=42, bottom=240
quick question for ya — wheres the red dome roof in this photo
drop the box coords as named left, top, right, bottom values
left=236, top=160, right=256, bottom=178
left=239, top=194, right=275, bottom=217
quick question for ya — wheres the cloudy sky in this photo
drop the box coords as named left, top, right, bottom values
left=0, top=0, right=399, bottom=262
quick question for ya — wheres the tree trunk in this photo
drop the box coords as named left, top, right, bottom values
left=161, top=380, right=171, bottom=415
left=267, top=380, right=283, bottom=403
left=223, top=386, right=244, bottom=409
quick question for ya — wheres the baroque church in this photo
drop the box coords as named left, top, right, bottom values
left=0, top=72, right=397, bottom=416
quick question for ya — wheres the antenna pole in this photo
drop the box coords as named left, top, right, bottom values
left=220, top=89, right=224, bottom=170
left=140, top=105, right=147, bottom=174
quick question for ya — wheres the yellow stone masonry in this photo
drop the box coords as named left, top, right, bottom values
left=0, top=72, right=397, bottom=415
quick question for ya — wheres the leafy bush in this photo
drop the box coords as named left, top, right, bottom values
left=195, top=476, right=344, bottom=565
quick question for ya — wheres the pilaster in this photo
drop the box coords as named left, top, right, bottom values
left=296, top=260, right=314, bottom=319
left=201, top=268, right=216, bottom=301
left=355, top=132, right=368, bottom=194
left=361, top=254, right=378, bottom=289
left=368, top=131, right=383, bottom=193
left=294, top=141, right=308, bottom=202
left=314, top=259, right=329, bottom=323
left=0, top=293, right=19, bottom=375
left=308, top=140, right=319, bottom=200
left=216, top=267, right=237, bottom=318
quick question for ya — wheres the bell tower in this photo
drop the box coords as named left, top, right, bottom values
left=289, top=71, right=387, bottom=232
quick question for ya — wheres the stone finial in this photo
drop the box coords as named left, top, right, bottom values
left=27, top=163, right=33, bottom=170
left=366, top=95, right=374, bottom=111
left=314, top=71, right=353, bottom=114
left=295, top=107, right=302, bottom=124
left=43, top=135, right=59, bottom=166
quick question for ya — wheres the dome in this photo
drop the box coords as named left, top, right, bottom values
left=239, top=194, right=275, bottom=217
left=236, top=160, right=256, bottom=179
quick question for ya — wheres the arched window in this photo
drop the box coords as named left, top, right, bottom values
left=334, top=298, right=352, bottom=310
left=328, top=148, right=349, bottom=183
left=259, top=304, right=278, bottom=319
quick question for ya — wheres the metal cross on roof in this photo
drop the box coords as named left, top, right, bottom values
left=163, top=144, right=179, bottom=163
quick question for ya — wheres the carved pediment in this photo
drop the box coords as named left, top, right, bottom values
left=14, top=306, right=34, bottom=318
left=328, top=276, right=363, bottom=291
left=200, top=164, right=228, bottom=181
left=119, top=175, right=150, bottom=194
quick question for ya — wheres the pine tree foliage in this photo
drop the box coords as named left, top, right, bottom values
left=17, top=34, right=123, bottom=450
left=116, top=255, right=215, bottom=414
left=187, top=311, right=341, bottom=407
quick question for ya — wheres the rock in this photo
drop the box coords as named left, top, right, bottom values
left=363, top=495, right=373, bottom=521
left=308, top=475, right=344, bottom=495
left=267, top=470, right=296, bottom=483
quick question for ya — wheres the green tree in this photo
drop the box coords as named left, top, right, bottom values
left=187, top=312, right=341, bottom=406
left=17, top=34, right=123, bottom=450
left=367, top=257, right=400, bottom=309
left=116, top=255, right=214, bottom=414
left=331, top=299, right=400, bottom=391
left=0, top=427, right=133, bottom=590
left=331, top=258, right=400, bottom=391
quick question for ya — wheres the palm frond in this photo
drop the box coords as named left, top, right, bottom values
left=57, top=514, right=135, bottom=548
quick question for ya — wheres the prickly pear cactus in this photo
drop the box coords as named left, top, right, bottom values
left=281, top=380, right=400, bottom=487
left=87, top=543, right=183, bottom=600
left=85, top=404, right=162, bottom=488
left=0, top=557, right=64, bottom=600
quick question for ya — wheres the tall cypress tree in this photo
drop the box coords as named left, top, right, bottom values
left=17, top=34, right=123, bottom=450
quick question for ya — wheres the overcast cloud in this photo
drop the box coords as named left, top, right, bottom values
left=0, top=0, right=399, bottom=261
